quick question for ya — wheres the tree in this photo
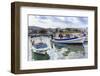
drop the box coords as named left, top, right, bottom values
left=39, top=29, right=47, bottom=34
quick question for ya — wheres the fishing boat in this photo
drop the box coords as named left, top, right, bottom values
left=52, top=33, right=86, bottom=44
left=32, top=42, right=50, bottom=54
left=52, top=37, right=86, bottom=44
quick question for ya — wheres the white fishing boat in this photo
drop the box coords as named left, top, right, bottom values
left=32, top=42, right=50, bottom=54
left=52, top=36, right=86, bottom=44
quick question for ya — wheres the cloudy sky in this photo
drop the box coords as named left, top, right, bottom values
left=28, top=15, right=88, bottom=28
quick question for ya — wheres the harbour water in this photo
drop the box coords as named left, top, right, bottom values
left=28, top=36, right=88, bottom=61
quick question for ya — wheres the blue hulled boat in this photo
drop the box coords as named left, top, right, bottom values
left=52, top=35, right=86, bottom=44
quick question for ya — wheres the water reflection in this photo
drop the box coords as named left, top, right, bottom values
left=29, top=36, right=88, bottom=60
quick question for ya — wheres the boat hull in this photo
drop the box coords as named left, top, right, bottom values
left=52, top=37, right=86, bottom=44
left=32, top=46, right=49, bottom=54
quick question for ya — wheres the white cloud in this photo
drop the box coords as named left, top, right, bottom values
left=29, top=15, right=88, bottom=28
